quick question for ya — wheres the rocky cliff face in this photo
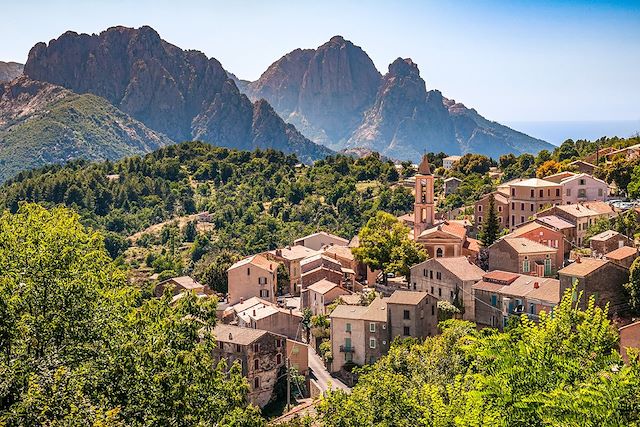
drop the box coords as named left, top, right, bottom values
left=246, top=36, right=381, bottom=147
left=239, top=38, right=553, bottom=161
left=0, top=76, right=172, bottom=182
left=0, top=61, right=23, bottom=83
left=24, top=26, right=331, bottom=162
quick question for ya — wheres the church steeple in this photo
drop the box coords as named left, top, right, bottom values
left=417, top=154, right=432, bottom=175
left=414, top=154, right=435, bottom=238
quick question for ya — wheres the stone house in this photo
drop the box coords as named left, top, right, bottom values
left=558, top=257, right=630, bottom=317
left=294, top=231, right=349, bottom=251
left=559, top=173, right=609, bottom=204
left=507, top=178, right=563, bottom=230
left=155, top=275, right=206, bottom=297
left=213, top=324, right=287, bottom=408
left=589, top=230, right=633, bottom=258
left=509, top=221, right=566, bottom=268
left=409, top=256, right=485, bottom=321
left=605, top=246, right=639, bottom=269
left=472, top=270, right=560, bottom=330
left=306, top=279, right=352, bottom=315
left=568, top=160, right=597, bottom=175
left=229, top=297, right=302, bottom=340
left=322, top=245, right=360, bottom=288
left=443, top=177, right=462, bottom=195
left=474, top=192, right=510, bottom=232
left=536, top=201, right=617, bottom=247
left=386, top=290, right=439, bottom=339
left=329, top=297, right=389, bottom=373
left=265, top=245, right=319, bottom=295
left=535, top=215, right=577, bottom=248
left=227, top=254, right=277, bottom=305
left=488, top=237, right=558, bottom=277
left=442, top=155, right=462, bottom=170
left=619, top=321, right=640, bottom=364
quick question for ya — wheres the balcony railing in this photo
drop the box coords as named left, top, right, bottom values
left=339, top=345, right=355, bottom=353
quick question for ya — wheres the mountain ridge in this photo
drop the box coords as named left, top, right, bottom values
left=239, top=37, right=554, bottom=160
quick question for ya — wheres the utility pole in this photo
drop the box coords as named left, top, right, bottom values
left=286, top=358, right=291, bottom=412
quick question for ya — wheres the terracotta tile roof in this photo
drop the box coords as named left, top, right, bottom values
left=536, top=215, right=576, bottom=230
left=444, top=177, right=462, bottom=183
left=589, top=230, right=622, bottom=241
left=583, top=201, right=616, bottom=215
left=160, top=276, right=203, bottom=290
left=526, top=279, right=561, bottom=304
left=361, top=296, right=388, bottom=321
left=500, top=237, right=557, bottom=254
left=544, top=171, right=576, bottom=183
left=269, top=245, right=319, bottom=260
left=473, top=274, right=560, bottom=305
left=214, top=324, right=270, bottom=346
left=228, top=254, right=277, bottom=272
left=329, top=305, right=368, bottom=320
left=465, top=237, right=481, bottom=253
left=558, top=258, right=609, bottom=277
left=294, top=231, right=349, bottom=246
left=605, top=246, right=638, bottom=260
left=432, top=256, right=485, bottom=281
left=323, top=245, right=355, bottom=261
left=510, top=221, right=556, bottom=237
left=510, top=178, right=560, bottom=187
left=387, top=290, right=428, bottom=305
left=307, top=279, right=340, bottom=295
left=483, top=270, right=520, bottom=282
left=417, top=154, right=432, bottom=175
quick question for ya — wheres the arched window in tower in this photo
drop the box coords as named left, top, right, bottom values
left=421, top=179, right=427, bottom=203
left=436, top=248, right=444, bottom=258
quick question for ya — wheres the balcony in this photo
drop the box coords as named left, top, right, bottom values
left=339, top=345, right=355, bottom=353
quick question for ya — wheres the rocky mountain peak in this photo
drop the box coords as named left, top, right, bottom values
left=388, top=57, right=420, bottom=78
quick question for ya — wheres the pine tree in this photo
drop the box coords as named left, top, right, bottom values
left=479, top=193, right=500, bottom=247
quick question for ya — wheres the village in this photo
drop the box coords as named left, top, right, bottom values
left=152, top=146, right=640, bottom=415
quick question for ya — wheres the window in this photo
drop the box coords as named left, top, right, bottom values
left=247, top=267, right=251, bottom=276
left=369, top=337, right=376, bottom=349
left=420, top=308, right=424, bottom=319
left=253, top=343, right=260, bottom=352
left=539, top=189, right=544, bottom=197
left=258, top=277, right=267, bottom=285
left=521, top=203, right=525, bottom=210
left=346, top=323, right=351, bottom=332
left=556, top=188, right=560, bottom=197
left=436, top=272, right=442, bottom=280
left=370, top=323, right=376, bottom=333
left=491, top=294, right=497, bottom=307
left=578, top=189, right=586, bottom=198
left=259, top=289, right=270, bottom=298
left=498, top=206, right=503, bottom=212
left=478, top=216, right=483, bottom=224
left=511, top=188, right=515, bottom=197
left=276, top=353, right=282, bottom=364
left=450, top=290, right=454, bottom=299
left=598, top=188, right=603, bottom=197
left=436, top=248, right=443, bottom=258
left=523, top=256, right=530, bottom=273
left=276, top=339, right=282, bottom=348
left=478, top=205, right=482, bottom=212
left=530, top=189, right=535, bottom=197
left=430, top=270, right=433, bottom=279
left=423, top=268, right=427, bottom=277
left=403, top=310, right=410, bottom=320
left=566, top=188, right=571, bottom=196
left=254, top=377, right=260, bottom=389
left=403, top=326, right=410, bottom=336
left=530, top=303, right=535, bottom=315
left=438, top=288, right=442, bottom=297
left=431, top=304, right=435, bottom=316
left=520, top=216, right=525, bottom=224
left=236, top=344, right=241, bottom=352
left=254, top=359, right=259, bottom=370
left=530, top=203, right=534, bottom=211
left=544, top=258, right=552, bottom=276
left=430, top=286, right=434, bottom=294
left=511, top=202, right=515, bottom=210
left=579, top=179, right=585, bottom=185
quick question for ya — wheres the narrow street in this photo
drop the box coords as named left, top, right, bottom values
left=307, top=346, right=350, bottom=393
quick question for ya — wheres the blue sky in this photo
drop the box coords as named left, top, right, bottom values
left=2, top=0, right=639, bottom=123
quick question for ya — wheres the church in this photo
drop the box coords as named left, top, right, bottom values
left=411, top=155, right=480, bottom=260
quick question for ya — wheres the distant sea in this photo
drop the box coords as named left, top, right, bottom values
left=506, top=120, right=640, bottom=146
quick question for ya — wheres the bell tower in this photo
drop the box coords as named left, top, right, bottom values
left=414, top=154, right=435, bottom=238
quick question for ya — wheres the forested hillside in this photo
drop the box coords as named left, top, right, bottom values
left=0, top=142, right=412, bottom=271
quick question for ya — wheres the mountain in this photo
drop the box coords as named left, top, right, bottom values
left=0, top=61, right=23, bottom=83
left=0, top=76, right=171, bottom=182
left=245, top=36, right=381, bottom=147
left=240, top=37, right=553, bottom=160
left=23, top=26, right=332, bottom=163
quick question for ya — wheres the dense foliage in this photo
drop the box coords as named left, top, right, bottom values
left=0, top=142, right=413, bottom=260
left=317, top=291, right=640, bottom=426
left=0, top=204, right=263, bottom=426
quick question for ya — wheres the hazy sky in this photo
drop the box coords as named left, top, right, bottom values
left=2, top=0, right=639, bottom=123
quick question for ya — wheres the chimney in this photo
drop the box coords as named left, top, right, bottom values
left=276, top=249, right=282, bottom=257
left=576, top=255, right=581, bottom=263
left=534, top=282, right=539, bottom=289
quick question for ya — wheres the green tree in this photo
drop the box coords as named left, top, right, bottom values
left=478, top=193, right=500, bottom=247
left=196, top=250, right=241, bottom=293
left=182, top=219, right=198, bottom=242
left=626, top=257, right=640, bottom=314
left=352, top=212, right=427, bottom=285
